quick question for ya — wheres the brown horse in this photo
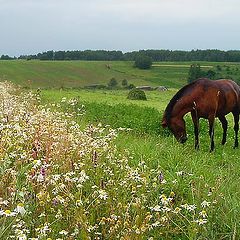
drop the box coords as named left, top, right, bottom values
left=162, top=78, right=240, bottom=151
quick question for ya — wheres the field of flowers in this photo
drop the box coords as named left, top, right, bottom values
left=0, top=83, right=234, bottom=239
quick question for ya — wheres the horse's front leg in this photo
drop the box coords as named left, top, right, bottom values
left=218, top=116, right=228, bottom=145
left=191, top=110, right=199, bottom=150
left=232, top=111, right=239, bottom=148
left=208, top=115, right=215, bottom=152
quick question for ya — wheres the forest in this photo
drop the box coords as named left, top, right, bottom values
left=3, top=49, right=240, bottom=62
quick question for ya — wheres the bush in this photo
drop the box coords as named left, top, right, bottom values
left=128, top=83, right=136, bottom=89
left=121, top=79, right=128, bottom=88
left=127, top=89, right=147, bottom=100
left=107, top=78, right=118, bottom=88
left=134, top=55, right=153, bottom=69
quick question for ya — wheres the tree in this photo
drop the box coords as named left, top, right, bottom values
left=1, top=55, right=13, bottom=60
left=188, top=64, right=203, bottom=83
left=107, top=78, right=118, bottom=88
left=121, top=79, right=128, bottom=88
left=206, top=69, right=216, bottom=79
left=128, top=84, right=135, bottom=89
left=134, top=55, right=152, bottom=69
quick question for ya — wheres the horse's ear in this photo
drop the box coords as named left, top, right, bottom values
left=162, top=118, right=167, bottom=128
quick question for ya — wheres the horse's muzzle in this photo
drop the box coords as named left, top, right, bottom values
left=179, top=136, right=187, bottom=144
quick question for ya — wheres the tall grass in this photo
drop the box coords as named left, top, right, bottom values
left=0, top=85, right=239, bottom=239
left=0, top=84, right=240, bottom=239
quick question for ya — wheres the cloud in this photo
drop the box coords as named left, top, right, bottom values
left=0, top=0, right=240, bottom=55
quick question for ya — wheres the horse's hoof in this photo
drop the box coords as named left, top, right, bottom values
left=195, top=145, right=199, bottom=150
left=221, top=140, right=226, bottom=145
left=209, top=147, right=215, bottom=152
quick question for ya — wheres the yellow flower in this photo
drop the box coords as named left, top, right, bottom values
left=5, top=210, right=11, bottom=215
left=170, top=191, right=175, bottom=197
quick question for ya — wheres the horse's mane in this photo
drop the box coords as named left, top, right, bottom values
left=165, top=78, right=208, bottom=124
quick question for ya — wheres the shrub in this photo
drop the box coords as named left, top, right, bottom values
left=134, top=55, right=153, bottom=69
left=121, top=79, right=128, bottom=88
left=127, top=88, right=147, bottom=100
left=128, top=83, right=136, bottom=89
left=107, top=77, right=118, bottom=88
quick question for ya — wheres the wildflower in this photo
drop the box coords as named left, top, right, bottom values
left=201, top=200, right=211, bottom=208
left=37, top=173, right=45, bottom=182
left=135, top=228, right=140, bottom=234
left=18, top=234, right=27, bottom=240
left=61, top=97, right=67, bottom=102
left=181, top=204, right=197, bottom=212
left=195, top=218, right=207, bottom=225
left=160, top=194, right=170, bottom=205
left=199, top=210, right=207, bottom=218
left=158, top=171, right=164, bottom=183
left=78, top=170, right=89, bottom=184
left=55, top=210, right=62, bottom=219
left=71, top=227, right=80, bottom=236
left=0, top=209, right=17, bottom=217
left=169, top=191, right=175, bottom=197
left=160, top=216, right=168, bottom=223
left=172, top=179, right=177, bottom=184
left=207, top=191, right=213, bottom=196
left=176, top=171, right=184, bottom=176
left=33, top=159, right=41, bottom=166
left=98, top=189, right=108, bottom=200
left=56, top=195, right=65, bottom=204
left=151, top=205, right=161, bottom=212
left=0, top=198, right=9, bottom=206
left=15, top=203, right=26, bottom=215
left=173, top=207, right=181, bottom=214
left=152, top=221, right=161, bottom=227
left=76, top=199, right=83, bottom=207
left=162, top=206, right=171, bottom=212
left=59, top=230, right=68, bottom=235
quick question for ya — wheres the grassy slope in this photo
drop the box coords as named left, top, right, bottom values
left=1, top=60, right=240, bottom=89
left=3, top=60, right=240, bottom=89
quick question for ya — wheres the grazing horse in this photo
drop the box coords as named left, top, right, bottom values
left=162, top=78, right=240, bottom=151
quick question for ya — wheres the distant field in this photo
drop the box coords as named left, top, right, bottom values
left=41, top=88, right=175, bottom=111
left=1, top=60, right=240, bottom=89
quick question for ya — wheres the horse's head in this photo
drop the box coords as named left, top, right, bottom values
left=162, top=115, right=187, bottom=144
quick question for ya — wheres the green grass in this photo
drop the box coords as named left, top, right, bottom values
left=1, top=60, right=240, bottom=89
left=41, top=88, right=175, bottom=111
left=1, top=60, right=240, bottom=238
left=39, top=87, right=240, bottom=238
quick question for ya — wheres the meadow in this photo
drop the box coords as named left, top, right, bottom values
left=1, top=60, right=240, bottom=89
left=0, top=60, right=240, bottom=239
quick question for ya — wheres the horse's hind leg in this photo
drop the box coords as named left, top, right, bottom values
left=233, top=111, right=239, bottom=148
left=219, top=116, right=228, bottom=145
left=208, top=115, right=215, bottom=152
left=191, top=110, right=199, bottom=149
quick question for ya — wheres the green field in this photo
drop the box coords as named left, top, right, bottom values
left=1, top=60, right=240, bottom=89
left=1, top=60, right=240, bottom=239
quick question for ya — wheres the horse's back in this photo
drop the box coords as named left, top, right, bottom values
left=193, top=79, right=240, bottom=116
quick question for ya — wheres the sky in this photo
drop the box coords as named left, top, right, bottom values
left=1, top=0, right=240, bottom=56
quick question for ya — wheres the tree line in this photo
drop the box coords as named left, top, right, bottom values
left=2, top=49, right=240, bottom=62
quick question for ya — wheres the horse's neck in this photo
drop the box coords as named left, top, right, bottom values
left=172, top=97, right=193, bottom=119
